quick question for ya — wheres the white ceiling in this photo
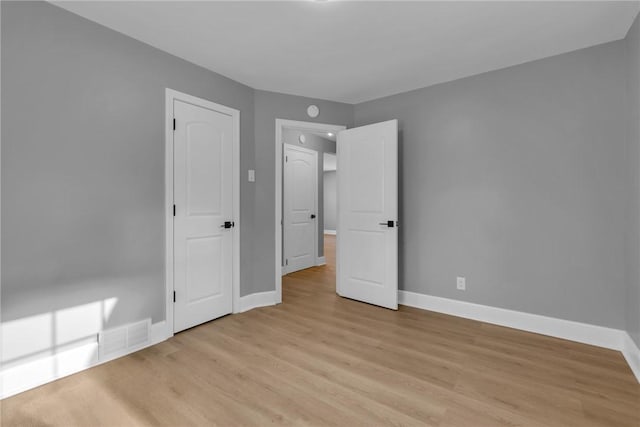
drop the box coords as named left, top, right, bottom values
left=53, top=1, right=640, bottom=104
left=310, top=130, right=337, bottom=142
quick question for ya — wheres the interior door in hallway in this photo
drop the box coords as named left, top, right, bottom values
left=173, top=99, right=234, bottom=332
left=337, top=120, right=398, bottom=309
left=284, top=144, right=318, bottom=274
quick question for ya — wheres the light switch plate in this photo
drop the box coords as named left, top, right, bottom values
left=248, top=169, right=255, bottom=182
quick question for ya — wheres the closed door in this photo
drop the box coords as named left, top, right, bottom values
left=284, top=144, right=318, bottom=274
left=173, top=99, right=234, bottom=332
left=337, top=120, right=398, bottom=309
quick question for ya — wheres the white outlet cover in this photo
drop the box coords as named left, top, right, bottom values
left=456, top=276, right=466, bottom=290
left=248, top=169, right=255, bottom=182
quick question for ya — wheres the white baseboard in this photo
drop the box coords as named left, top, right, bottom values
left=0, top=341, right=99, bottom=400
left=398, top=291, right=625, bottom=351
left=150, top=320, right=170, bottom=345
left=324, top=230, right=336, bottom=235
left=316, top=256, right=326, bottom=266
left=238, top=290, right=277, bottom=313
left=1, top=321, right=170, bottom=400
left=622, top=333, right=640, bottom=383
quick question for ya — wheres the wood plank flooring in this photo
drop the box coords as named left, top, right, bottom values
left=2, top=235, right=639, bottom=426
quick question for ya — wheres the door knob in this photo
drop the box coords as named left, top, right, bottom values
left=379, top=220, right=395, bottom=228
left=310, top=214, right=316, bottom=219
left=220, top=221, right=235, bottom=229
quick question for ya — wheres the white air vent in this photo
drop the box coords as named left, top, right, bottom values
left=98, top=319, right=151, bottom=362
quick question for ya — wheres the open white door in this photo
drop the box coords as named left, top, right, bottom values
left=283, top=144, right=318, bottom=274
left=337, top=120, right=398, bottom=309
left=173, top=99, right=234, bottom=332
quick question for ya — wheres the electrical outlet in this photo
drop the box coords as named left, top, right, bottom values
left=456, top=276, right=466, bottom=290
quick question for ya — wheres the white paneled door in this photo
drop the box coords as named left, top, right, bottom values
left=284, top=144, right=318, bottom=274
left=173, top=99, right=234, bottom=332
left=337, top=120, right=398, bottom=309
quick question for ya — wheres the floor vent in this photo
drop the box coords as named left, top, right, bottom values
left=98, top=319, right=151, bottom=362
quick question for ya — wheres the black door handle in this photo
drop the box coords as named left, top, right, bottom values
left=310, top=214, right=316, bottom=219
left=378, top=220, right=395, bottom=228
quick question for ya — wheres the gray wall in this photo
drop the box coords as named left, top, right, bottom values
left=355, top=41, right=629, bottom=329
left=282, top=128, right=335, bottom=257
left=625, top=13, right=640, bottom=348
left=253, top=90, right=353, bottom=292
left=324, top=171, right=337, bottom=231
left=1, top=1, right=255, bottom=333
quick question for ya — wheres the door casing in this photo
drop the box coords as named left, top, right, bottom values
left=165, top=88, right=240, bottom=337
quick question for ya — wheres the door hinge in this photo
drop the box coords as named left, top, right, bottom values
left=173, top=291, right=176, bottom=303
left=173, top=118, right=176, bottom=131
left=173, top=204, right=176, bottom=216
left=285, top=155, right=288, bottom=162
left=285, top=259, right=289, bottom=266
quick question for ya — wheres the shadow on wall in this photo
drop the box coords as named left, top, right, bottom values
left=1, top=274, right=161, bottom=373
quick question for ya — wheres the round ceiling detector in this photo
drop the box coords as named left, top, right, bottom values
left=307, top=105, right=319, bottom=118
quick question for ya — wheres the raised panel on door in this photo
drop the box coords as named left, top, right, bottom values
left=186, top=122, right=222, bottom=215
left=186, top=236, right=223, bottom=302
left=174, top=99, right=233, bottom=332
left=337, top=120, right=398, bottom=310
left=284, top=144, right=317, bottom=274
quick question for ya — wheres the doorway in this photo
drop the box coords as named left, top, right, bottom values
left=275, top=120, right=346, bottom=303
left=275, top=118, right=399, bottom=310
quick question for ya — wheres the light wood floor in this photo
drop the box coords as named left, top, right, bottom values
left=3, top=235, right=639, bottom=426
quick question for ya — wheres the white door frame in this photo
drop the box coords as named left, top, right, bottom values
left=275, top=119, right=346, bottom=303
left=283, top=143, right=318, bottom=275
left=165, top=88, right=241, bottom=337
